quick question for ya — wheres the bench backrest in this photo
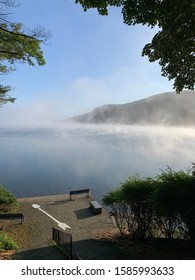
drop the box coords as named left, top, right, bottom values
left=70, top=189, right=89, bottom=195
left=69, top=189, right=90, bottom=200
left=0, top=213, right=24, bottom=219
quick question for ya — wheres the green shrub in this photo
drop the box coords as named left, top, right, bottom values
left=0, top=186, right=17, bottom=213
left=152, top=167, right=195, bottom=241
left=121, top=175, right=155, bottom=240
left=103, top=166, right=195, bottom=243
left=0, top=233, right=18, bottom=251
left=103, top=188, right=128, bottom=234
left=103, top=175, right=155, bottom=240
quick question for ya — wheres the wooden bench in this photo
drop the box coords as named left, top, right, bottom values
left=90, top=200, right=102, bottom=214
left=0, top=213, right=24, bottom=224
left=69, top=189, right=90, bottom=200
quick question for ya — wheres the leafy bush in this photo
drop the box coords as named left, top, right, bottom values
left=103, top=188, right=129, bottom=234
left=176, top=176, right=195, bottom=243
left=121, top=176, right=155, bottom=240
left=103, top=175, right=155, bottom=240
left=0, top=233, right=18, bottom=251
left=152, top=167, right=195, bottom=241
left=0, top=186, right=17, bottom=213
left=103, top=167, right=195, bottom=243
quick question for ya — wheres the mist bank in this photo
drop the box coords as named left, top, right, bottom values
left=69, top=91, right=195, bottom=126
left=0, top=124, right=195, bottom=199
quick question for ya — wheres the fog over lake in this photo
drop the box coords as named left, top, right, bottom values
left=0, top=124, right=195, bottom=201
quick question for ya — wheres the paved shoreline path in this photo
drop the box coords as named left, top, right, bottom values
left=14, top=193, right=127, bottom=260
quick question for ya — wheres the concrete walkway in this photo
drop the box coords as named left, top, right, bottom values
left=13, top=193, right=127, bottom=260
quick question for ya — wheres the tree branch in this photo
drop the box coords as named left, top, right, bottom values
left=0, top=25, right=42, bottom=41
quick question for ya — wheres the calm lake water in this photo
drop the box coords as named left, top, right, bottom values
left=0, top=124, right=195, bottom=201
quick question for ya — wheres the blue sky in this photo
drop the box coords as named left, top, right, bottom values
left=0, top=0, right=173, bottom=126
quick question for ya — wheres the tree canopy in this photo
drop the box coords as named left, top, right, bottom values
left=75, top=0, right=195, bottom=93
left=0, top=0, right=48, bottom=105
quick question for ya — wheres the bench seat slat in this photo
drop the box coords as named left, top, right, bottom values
left=90, top=200, right=102, bottom=214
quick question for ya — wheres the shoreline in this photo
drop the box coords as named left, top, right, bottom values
left=17, top=193, right=71, bottom=202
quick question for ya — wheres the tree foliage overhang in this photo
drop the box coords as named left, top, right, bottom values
left=75, top=0, right=195, bottom=93
left=0, top=0, right=49, bottom=105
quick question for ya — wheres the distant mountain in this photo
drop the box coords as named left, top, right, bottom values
left=69, top=91, right=195, bottom=126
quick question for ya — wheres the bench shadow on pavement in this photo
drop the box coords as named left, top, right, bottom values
left=45, top=199, right=71, bottom=206
left=74, top=208, right=93, bottom=219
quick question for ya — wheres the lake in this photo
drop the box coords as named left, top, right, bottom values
left=0, top=124, right=195, bottom=201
